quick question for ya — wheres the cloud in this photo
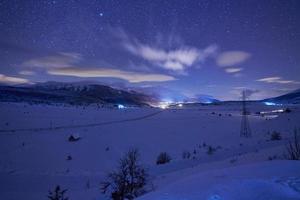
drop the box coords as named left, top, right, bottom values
left=116, top=29, right=218, bottom=73
left=47, top=67, right=176, bottom=83
left=225, top=67, right=243, bottom=73
left=257, top=76, right=300, bottom=84
left=21, top=51, right=176, bottom=83
left=19, top=70, right=36, bottom=75
left=230, top=87, right=260, bottom=100
left=243, top=89, right=260, bottom=99
left=22, top=52, right=82, bottom=69
left=125, top=43, right=218, bottom=72
left=0, top=74, right=29, bottom=85
left=216, top=51, right=251, bottom=67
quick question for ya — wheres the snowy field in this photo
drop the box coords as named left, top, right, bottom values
left=0, top=102, right=300, bottom=200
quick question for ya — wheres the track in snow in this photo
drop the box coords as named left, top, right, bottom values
left=0, top=110, right=163, bottom=133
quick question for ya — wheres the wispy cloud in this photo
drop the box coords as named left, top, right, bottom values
left=19, top=70, right=36, bottom=75
left=115, top=28, right=218, bottom=73
left=48, top=67, right=176, bottom=83
left=230, top=87, right=262, bottom=100
left=216, top=51, right=251, bottom=67
left=22, top=52, right=82, bottom=69
left=257, top=76, right=300, bottom=84
left=21, top=51, right=175, bottom=83
left=124, top=42, right=217, bottom=73
left=225, top=67, right=243, bottom=73
left=0, top=74, right=29, bottom=85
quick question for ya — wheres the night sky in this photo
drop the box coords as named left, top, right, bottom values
left=0, top=0, right=300, bottom=100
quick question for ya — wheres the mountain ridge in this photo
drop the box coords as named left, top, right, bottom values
left=263, top=88, right=300, bottom=104
left=0, top=82, right=155, bottom=106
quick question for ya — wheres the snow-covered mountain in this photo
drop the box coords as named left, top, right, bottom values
left=264, top=89, right=300, bottom=104
left=0, top=82, right=221, bottom=106
left=0, top=82, right=155, bottom=106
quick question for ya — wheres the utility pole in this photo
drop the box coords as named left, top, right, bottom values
left=240, top=90, right=251, bottom=137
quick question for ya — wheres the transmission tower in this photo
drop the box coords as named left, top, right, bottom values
left=240, top=90, right=251, bottom=137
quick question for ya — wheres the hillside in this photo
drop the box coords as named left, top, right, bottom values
left=264, top=89, right=300, bottom=104
left=0, top=82, right=154, bottom=106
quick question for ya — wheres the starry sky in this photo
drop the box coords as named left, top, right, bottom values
left=0, top=0, right=300, bottom=101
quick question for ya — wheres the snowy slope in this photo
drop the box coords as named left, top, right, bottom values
left=0, top=102, right=300, bottom=200
left=264, top=88, right=300, bottom=104
left=138, top=161, right=300, bottom=200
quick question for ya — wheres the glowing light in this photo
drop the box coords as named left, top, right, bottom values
left=264, top=102, right=276, bottom=106
left=260, top=109, right=285, bottom=114
left=178, top=103, right=183, bottom=107
left=159, top=104, right=168, bottom=109
left=272, top=109, right=284, bottom=113
left=118, top=104, right=125, bottom=109
left=158, top=101, right=171, bottom=109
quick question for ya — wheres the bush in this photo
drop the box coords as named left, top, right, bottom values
left=270, top=131, right=282, bottom=140
left=182, top=151, right=191, bottom=159
left=156, top=152, right=171, bottom=165
left=47, top=185, right=68, bottom=200
left=207, top=146, right=216, bottom=155
left=286, top=129, right=300, bottom=160
left=101, top=149, right=148, bottom=200
left=285, top=108, right=292, bottom=113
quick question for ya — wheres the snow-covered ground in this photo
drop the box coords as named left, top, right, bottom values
left=0, top=102, right=299, bottom=200
left=139, top=161, right=300, bottom=200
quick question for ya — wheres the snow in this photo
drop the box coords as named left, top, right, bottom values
left=138, top=161, right=300, bottom=200
left=0, top=102, right=299, bottom=199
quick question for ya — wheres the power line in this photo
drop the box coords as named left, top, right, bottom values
left=240, top=90, right=251, bottom=137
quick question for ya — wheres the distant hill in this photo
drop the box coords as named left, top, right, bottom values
left=0, top=82, right=155, bottom=106
left=264, top=89, right=300, bottom=104
left=133, top=86, right=220, bottom=104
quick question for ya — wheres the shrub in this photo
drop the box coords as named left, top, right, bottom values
left=285, top=108, right=291, bottom=113
left=47, top=185, right=68, bottom=200
left=207, top=146, right=216, bottom=155
left=182, top=151, right=191, bottom=159
left=270, top=131, right=282, bottom=140
left=101, top=149, right=148, bottom=200
left=286, top=129, right=300, bottom=160
left=156, top=152, right=172, bottom=165
left=268, top=155, right=278, bottom=160
left=68, top=134, right=81, bottom=142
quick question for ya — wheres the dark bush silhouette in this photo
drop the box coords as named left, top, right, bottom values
left=270, top=131, right=282, bottom=141
left=68, top=134, right=81, bottom=142
left=101, top=149, right=148, bottom=200
left=207, top=146, right=216, bottom=155
left=286, top=129, right=300, bottom=160
left=156, top=152, right=172, bottom=165
left=47, top=185, right=68, bottom=200
left=182, top=151, right=191, bottom=159
left=285, top=108, right=291, bottom=113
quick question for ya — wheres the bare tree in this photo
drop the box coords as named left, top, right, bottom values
left=101, top=149, right=148, bottom=200
left=47, top=185, right=68, bottom=200
left=156, top=152, right=172, bottom=165
left=286, top=129, right=300, bottom=160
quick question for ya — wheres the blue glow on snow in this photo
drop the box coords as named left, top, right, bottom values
left=118, top=104, right=125, bottom=109
left=208, top=194, right=222, bottom=200
left=264, top=102, right=276, bottom=106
